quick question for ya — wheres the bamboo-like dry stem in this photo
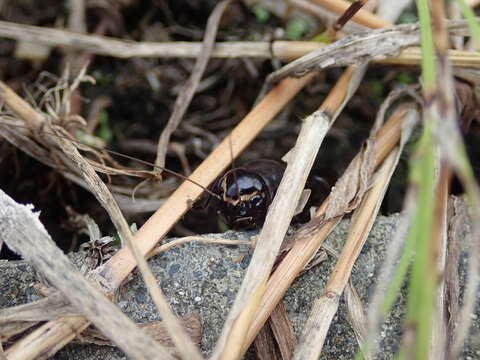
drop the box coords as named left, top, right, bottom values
left=5, top=316, right=90, bottom=360
left=293, top=148, right=400, bottom=360
left=429, top=1, right=480, bottom=359
left=0, top=81, right=204, bottom=360
left=383, top=47, right=480, bottom=67
left=214, top=113, right=332, bottom=360
left=240, top=105, right=412, bottom=354
left=310, top=0, right=391, bottom=28
left=0, top=82, right=44, bottom=128
left=0, top=21, right=478, bottom=67
left=148, top=236, right=252, bottom=258
left=0, top=191, right=175, bottom=360
left=211, top=65, right=366, bottom=360
left=288, top=0, right=366, bottom=32
left=0, top=20, right=322, bottom=59
left=364, top=190, right=416, bottom=358
left=267, top=21, right=476, bottom=83
left=291, top=93, right=417, bottom=359
left=429, top=163, right=450, bottom=360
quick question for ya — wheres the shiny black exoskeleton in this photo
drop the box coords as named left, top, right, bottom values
left=209, top=159, right=285, bottom=230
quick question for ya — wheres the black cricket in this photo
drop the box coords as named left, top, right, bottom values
left=206, top=159, right=286, bottom=230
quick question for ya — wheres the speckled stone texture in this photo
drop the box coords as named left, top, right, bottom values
left=1, top=214, right=479, bottom=359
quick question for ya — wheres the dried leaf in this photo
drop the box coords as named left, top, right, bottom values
left=76, top=313, right=202, bottom=355
left=345, top=280, right=371, bottom=360
left=445, top=196, right=468, bottom=346
left=454, top=78, right=480, bottom=132
left=268, top=20, right=471, bottom=83
left=254, top=322, right=282, bottom=360
left=269, top=301, right=297, bottom=360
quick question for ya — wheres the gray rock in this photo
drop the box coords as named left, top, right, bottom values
left=1, top=214, right=479, bottom=359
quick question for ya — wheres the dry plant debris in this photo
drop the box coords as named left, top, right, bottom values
left=0, top=0, right=479, bottom=359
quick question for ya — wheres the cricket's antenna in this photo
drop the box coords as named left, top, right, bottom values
left=0, top=121, right=223, bottom=200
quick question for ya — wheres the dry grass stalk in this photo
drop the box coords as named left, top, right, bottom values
left=292, top=152, right=398, bottom=360
left=0, top=82, right=44, bottom=127
left=0, top=116, right=158, bottom=180
left=310, top=0, right=390, bottom=28
left=6, top=316, right=90, bottom=359
left=241, top=105, right=413, bottom=354
left=253, top=323, right=281, bottom=360
left=77, top=313, right=202, bottom=350
left=52, top=135, right=135, bottom=246
left=0, top=190, right=175, bottom=360
left=268, top=301, right=297, bottom=359
left=0, top=81, right=203, bottom=358
left=112, top=193, right=165, bottom=215
left=148, top=236, right=252, bottom=258
left=213, top=110, right=333, bottom=360
left=292, top=107, right=414, bottom=358
left=288, top=0, right=367, bottom=32
left=155, top=0, right=231, bottom=170
left=231, top=4, right=408, bottom=351
left=344, top=280, right=370, bottom=358
left=426, top=2, right=480, bottom=359
left=2, top=73, right=314, bottom=359
left=0, top=76, right=165, bottom=191
left=332, top=0, right=370, bottom=33
left=0, top=80, right=132, bottom=247
left=267, top=20, right=474, bottom=83
left=67, top=0, right=86, bottom=33
left=445, top=196, right=467, bottom=352
left=0, top=292, right=77, bottom=343
left=253, top=301, right=296, bottom=360
left=0, top=21, right=479, bottom=68
left=53, top=172, right=166, bottom=215
left=2, top=323, right=37, bottom=343
left=212, top=66, right=366, bottom=360
left=385, top=47, right=480, bottom=67
left=0, top=20, right=323, bottom=59
left=428, top=2, right=480, bottom=359
left=425, top=11, right=455, bottom=355
left=0, top=292, right=72, bottom=324
left=363, top=190, right=416, bottom=357
left=6, top=313, right=201, bottom=357
left=429, top=163, right=450, bottom=359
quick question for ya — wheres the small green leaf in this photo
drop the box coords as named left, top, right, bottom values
left=369, top=79, right=384, bottom=100
left=97, top=111, right=113, bottom=143
left=252, top=4, right=270, bottom=23
left=395, top=71, right=414, bottom=85
left=398, top=11, right=418, bottom=24
left=312, top=32, right=330, bottom=43
left=286, top=18, right=310, bottom=40
left=92, top=70, right=113, bottom=86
